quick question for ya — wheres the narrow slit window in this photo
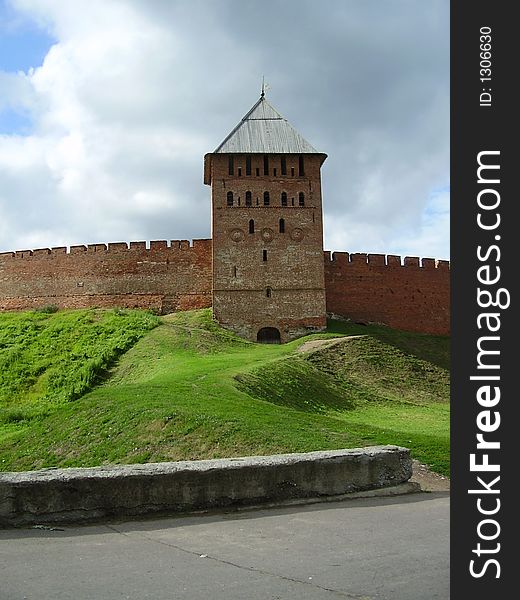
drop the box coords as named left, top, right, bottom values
left=233, top=266, right=237, bottom=278
left=237, top=167, right=242, bottom=176
left=279, top=218, right=285, bottom=233
left=228, top=155, right=234, bottom=176
left=298, top=192, right=305, bottom=206
left=256, top=167, right=260, bottom=176
left=273, top=168, right=277, bottom=176
left=281, top=156, right=287, bottom=175
left=263, top=154, right=269, bottom=175
left=227, top=191, right=233, bottom=206
left=281, top=192, right=287, bottom=207
left=245, top=191, right=252, bottom=206
left=298, top=155, right=305, bottom=176
left=263, top=191, right=270, bottom=206
left=262, top=249, right=267, bottom=262
left=291, top=167, right=295, bottom=176
left=266, top=287, right=272, bottom=298
left=249, top=219, right=255, bottom=234
left=246, top=156, right=251, bottom=176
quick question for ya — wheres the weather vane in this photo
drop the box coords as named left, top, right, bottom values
left=261, top=76, right=270, bottom=98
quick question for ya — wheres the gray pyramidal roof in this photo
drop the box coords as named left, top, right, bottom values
left=213, top=95, right=320, bottom=154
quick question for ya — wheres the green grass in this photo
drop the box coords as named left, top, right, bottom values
left=0, top=308, right=159, bottom=420
left=0, top=309, right=449, bottom=476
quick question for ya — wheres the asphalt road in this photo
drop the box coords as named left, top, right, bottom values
left=1, top=492, right=449, bottom=600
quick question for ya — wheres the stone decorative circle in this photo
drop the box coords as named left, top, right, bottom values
left=261, top=228, right=274, bottom=243
left=230, top=228, right=245, bottom=242
left=290, top=227, right=304, bottom=241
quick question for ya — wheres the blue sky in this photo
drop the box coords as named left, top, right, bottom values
left=0, top=0, right=449, bottom=259
left=0, top=0, right=54, bottom=134
left=0, top=0, right=54, bottom=73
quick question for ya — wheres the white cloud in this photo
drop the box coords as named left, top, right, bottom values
left=0, top=70, right=35, bottom=112
left=0, top=0, right=449, bottom=258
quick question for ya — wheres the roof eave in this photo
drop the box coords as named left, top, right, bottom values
left=203, top=153, right=212, bottom=185
left=204, top=151, right=327, bottom=185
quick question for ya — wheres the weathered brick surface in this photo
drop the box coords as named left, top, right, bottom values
left=0, top=240, right=212, bottom=313
left=207, top=153, right=327, bottom=342
left=324, top=252, right=450, bottom=335
left=0, top=242, right=450, bottom=336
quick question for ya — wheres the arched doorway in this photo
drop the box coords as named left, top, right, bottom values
left=257, top=327, right=281, bottom=344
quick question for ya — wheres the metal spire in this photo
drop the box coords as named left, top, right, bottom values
left=260, top=77, right=270, bottom=98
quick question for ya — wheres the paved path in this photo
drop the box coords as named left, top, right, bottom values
left=1, top=492, right=449, bottom=600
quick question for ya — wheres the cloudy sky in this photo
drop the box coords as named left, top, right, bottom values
left=0, top=0, right=449, bottom=259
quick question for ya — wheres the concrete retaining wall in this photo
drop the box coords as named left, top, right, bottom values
left=0, top=446, right=412, bottom=527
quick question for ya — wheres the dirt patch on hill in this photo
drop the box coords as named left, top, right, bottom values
left=297, top=335, right=366, bottom=354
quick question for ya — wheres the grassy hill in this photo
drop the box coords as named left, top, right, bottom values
left=0, top=308, right=450, bottom=475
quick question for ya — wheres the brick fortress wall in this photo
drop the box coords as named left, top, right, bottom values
left=0, top=240, right=450, bottom=336
left=325, top=251, right=450, bottom=335
left=0, top=239, right=212, bottom=313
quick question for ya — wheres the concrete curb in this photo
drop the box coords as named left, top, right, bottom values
left=0, top=445, right=412, bottom=527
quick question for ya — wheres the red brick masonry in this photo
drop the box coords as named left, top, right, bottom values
left=0, top=240, right=450, bottom=336
left=324, top=251, right=450, bottom=336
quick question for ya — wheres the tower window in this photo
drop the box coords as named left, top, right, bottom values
left=266, top=287, right=272, bottom=298
left=227, top=191, right=233, bottom=206
left=256, top=167, right=260, bottom=176
left=298, top=155, right=305, bottom=176
left=291, top=167, right=295, bottom=176
left=238, top=167, right=242, bottom=176
left=299, top=192, right=305, bottom=206
left=281, top=156, right=287, bottom=175
left=281, top=192, right=287, bottom=207
left=228, top=155, right=234, bottom=176
left=263, top=191, right=270, bottom=206
left=263, top=154, right=269, bottom=175
left=273, top=168, right=277, bottom=176
left=263, top=249, right=267, bottom=262
left=245, top=191, right=252, bottom=206
left=279, top=218, right=285, bottom=233
left=233, top=266, right=237, bottom=278
left=249, top=219, right=255, bottom=234
left=246, top=156, right=251, bottom=176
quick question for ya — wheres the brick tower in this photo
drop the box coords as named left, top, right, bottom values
left=204, top=93, right=327, bottom=343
